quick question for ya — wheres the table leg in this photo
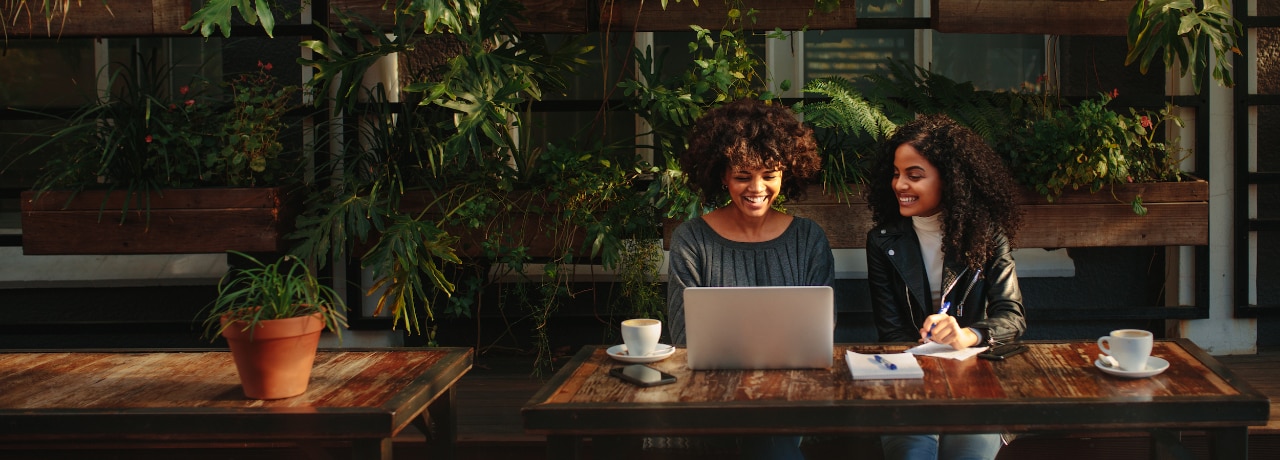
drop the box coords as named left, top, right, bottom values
left=547, top=435, right=584, bottom=460
left=423, top=387, right=459, bottom=460
left=1207, top=427, right=1248, bottom=460
left=351, top=437, right=393, bottom=460
left=1150, top=429, right=1195, bottom=460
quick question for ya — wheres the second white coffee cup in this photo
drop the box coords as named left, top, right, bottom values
left=621, top=318, right=661, bottom=357
left=1097, top=329, right=1153, bottom=372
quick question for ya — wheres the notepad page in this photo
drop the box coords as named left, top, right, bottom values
left=845, top=350, right=924, bottom=380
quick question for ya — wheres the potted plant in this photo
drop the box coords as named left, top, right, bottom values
left=201, top=251, right=348, bottom=399
left=16, top=54, right=306, bottom=255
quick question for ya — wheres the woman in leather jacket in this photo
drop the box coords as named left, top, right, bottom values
left=864, top=114, right=1026, bottom=460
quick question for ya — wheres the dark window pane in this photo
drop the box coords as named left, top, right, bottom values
left=803, top=29, right=914, bottom=84
left=0, top=40, right=96, bottom=107
left=932, top=33, right=1045, bottom=91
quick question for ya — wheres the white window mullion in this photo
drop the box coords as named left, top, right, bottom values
left=765, top=31, right=803, bottom=99
left=94, top=39, right=111, bottom=101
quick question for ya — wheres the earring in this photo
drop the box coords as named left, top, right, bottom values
left=721, top=184, right=728, bottom=190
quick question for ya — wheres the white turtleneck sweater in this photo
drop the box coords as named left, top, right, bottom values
left=912, top=213, right=945, bottom=310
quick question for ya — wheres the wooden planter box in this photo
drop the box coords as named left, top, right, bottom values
left=20, top=187, right=299, bottom=255
left=600, top=0, right=857, bottom=32
left=931, top=0, right=1132, bottom=36
left=329, top=0, right=591, bottom=33
left=664, top=179, right=1209, bottom=249
left=2, top=0, right=190, bottom=37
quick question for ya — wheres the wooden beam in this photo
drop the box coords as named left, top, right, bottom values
left=931, top=0, right=1132, bottom=36
left=600, top=0, right=856, bottom=32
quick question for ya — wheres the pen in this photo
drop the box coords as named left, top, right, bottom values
left=874, top=355, right=898, bottom=370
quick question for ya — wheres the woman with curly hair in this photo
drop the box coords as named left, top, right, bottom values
left=865, top=114, right=1026, bottom=460
left=667, top=98, right=833, bottom=344
left=666, top=98, right=833, bottom=460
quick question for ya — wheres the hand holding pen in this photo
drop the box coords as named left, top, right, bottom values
left=920, top=301, right=976, bottom=350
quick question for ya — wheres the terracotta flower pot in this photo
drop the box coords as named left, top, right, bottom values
left=220, top=312, right=324, bottom=399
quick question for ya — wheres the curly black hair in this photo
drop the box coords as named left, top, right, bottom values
left=866, top=114, right=1023, bottom=272
left=680, top=99, right=822, bottom=207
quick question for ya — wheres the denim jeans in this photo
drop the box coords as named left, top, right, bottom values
left=880, top=433, right=1002, bottom=460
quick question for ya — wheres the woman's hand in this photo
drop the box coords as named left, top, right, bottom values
left=919, top=314, right=981, bottom=350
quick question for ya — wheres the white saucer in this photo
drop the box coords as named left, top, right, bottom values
left=606, top=344, right=675, bottom=363
left=1094, top=356, right=1170, bottom=379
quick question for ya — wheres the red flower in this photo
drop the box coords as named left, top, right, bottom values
left=1111, top=88, right=1119, bottom=98
left=1036, top=74, right=1047, bottom=84
left=168, top=103, right=176, bottom=110
left=179, top=85, right=189, bottom=95
left=257, top=60, right=264, bottom=68
left=185, top=99, right=195, bottom=106
left=145, top=135, right=153, bottom=143
left=1140, top=116, right=1152, bottom=129
left=264, top=62, right=273, bottom=71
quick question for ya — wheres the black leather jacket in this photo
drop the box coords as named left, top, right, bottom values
left=865, top=218, right=1027, bottom=346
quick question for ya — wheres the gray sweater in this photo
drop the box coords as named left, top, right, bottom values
left=666, top=216, right=836, bottom=345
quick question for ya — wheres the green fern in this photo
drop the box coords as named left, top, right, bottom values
left=798, top=76, right=897, bottom=140
left=794, top=76, right=896, bottom=188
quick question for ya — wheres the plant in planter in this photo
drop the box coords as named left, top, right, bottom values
left=798, top=59, right=1188, bottom=215
left=201, top=251, right=348, bottom=399
left=10, top=53, right=306, bottom=254
left=22, top=56, right=299, bottom=194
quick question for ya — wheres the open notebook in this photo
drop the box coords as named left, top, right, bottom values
left=683, top=286, right=834, bottom=370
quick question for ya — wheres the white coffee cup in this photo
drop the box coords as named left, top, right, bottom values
left=1097, top=329, right=1154, bottom=372
left=621, top=318, right=661, bottom=357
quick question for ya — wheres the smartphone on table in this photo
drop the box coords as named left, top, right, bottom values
left=978, top=343, right=1029, bottom=361
left=609, top=364, right=677, bottom=387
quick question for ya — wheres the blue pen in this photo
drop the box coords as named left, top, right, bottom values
left=874, top=355, right=898, bottom=370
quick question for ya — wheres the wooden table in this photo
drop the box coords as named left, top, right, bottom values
left=0, top=347, right=472, bottom=459
left=523, top=339, right=1269, bottom=459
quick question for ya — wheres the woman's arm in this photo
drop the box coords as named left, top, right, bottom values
left=866, top=234, right=917, bottom=343
left=970, top=233, right=1026, bottom=344
left=666, top=223, right=703, bottom=346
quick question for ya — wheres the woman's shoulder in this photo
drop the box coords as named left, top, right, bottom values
left=670, top=216, right=706, bottom=240
left=788, top=215, right=829, bottom=235
left=866, top=217, right=911, bottom=237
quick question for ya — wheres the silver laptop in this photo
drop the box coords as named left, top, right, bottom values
left=683, top=286, right=834, bottom=370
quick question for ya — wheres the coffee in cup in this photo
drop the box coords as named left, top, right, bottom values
left=621, top=318, right=661, bottom=357
left=1097, top=329, right=1153, bottom=372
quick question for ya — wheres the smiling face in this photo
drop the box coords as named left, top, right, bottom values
left=891, top=143, right=942, bottom=218
left=722, top=165, right=783, bottom=218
